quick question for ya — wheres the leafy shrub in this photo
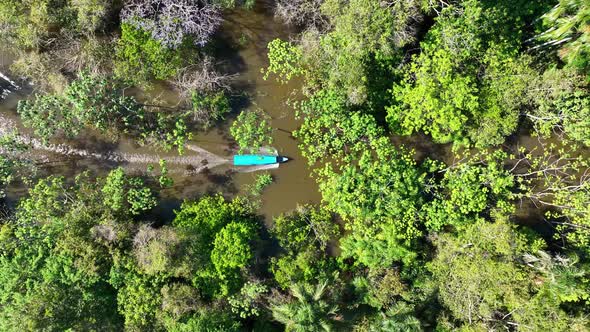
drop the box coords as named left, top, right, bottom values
left=230, top=109, right=274, bottom=153
left=115, top=23, right=185, bottom=83
left=190, top=90, right=231, bottom=129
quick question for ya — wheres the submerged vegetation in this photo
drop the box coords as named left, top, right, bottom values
left=1, top=0, right=590, bottom=331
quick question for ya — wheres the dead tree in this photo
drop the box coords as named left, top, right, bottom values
left=121, top=0, right=223, bottom=48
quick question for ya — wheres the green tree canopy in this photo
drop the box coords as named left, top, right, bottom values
left=428, top=217, right=588, bottom=330
left=267, top=0, right=423, bottom=105
left=0, top=170, right=156, bottom=331
left=17, top=72, right=192, bottom=153
left=173, top=195, right=259, bottom=297
left=387, top=0, right=548, bottom=147
left=421, top=151, right=515, bottom=231
left=230, top=108, right=275, bottom=154
left=270, top=205, right=340, bottom=288
left=271, top=280, right=339, bottom=332
left=319, top=137, right=424, bottom=268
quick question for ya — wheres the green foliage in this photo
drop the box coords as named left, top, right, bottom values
left=211, top=221, right=257, bottom=273
left=115, top=266, right=164, bottom=331
left=267, top=0, right=420, bottom=104
left=422, top=151, right=515, bottom=231
left=538, top=0, right=590, bottom=78
left=158, top=283, right=201, bottom=322
left=270, top=205, right=339, bottom=288
left=249, top=173, right=273, bottom=197
left=524, top=68, right=590, bottom=146
left=17, top=94, right=74, bottom=140
left=294, top=89, right=383, bottom=166
left=0, top=0, right=114, bottom=91
left=549, top=91, right=590, bottom=145
left=0, top=132, right=36, bottom=198
left=0, top=0, right=40, bottom=49
left=339, top=226, right=418, bottom=270
left=272, top=205, right=338, bottom=253
left=17, top=72, right=143, bottom=142
left=387, top=0, right=551, bottom=147
left=387, top=0, right=541, bottom=147
left=71, top=0, right=113, bottom=33
left=173, top=195, right=252, bottom=231
left=228, top=281, right=268, bottom=318
left=0, top=174, right=264, bottom=330
left=320, top=137, right=423, bottom=240
left=352, top=268, right=409, bottom=310
left=190, top=90, right=231, bottom=129
left=264, top=39, right=305, bottom=83
left=3, top=0, right=590, bottom=330
left=271, top=280, right=339, bottom=332
left=230, top=109, right=274, bottom=153
left=166, top=308, right=242, bottom=332
left=271, top=248, right=338, bottom=289
left=428, top=217, right=588, bottom=330
left=65, top=72, right=142, bottom=134
left=164, top=117, right=192, bottom=155
left=0, top=173, right=149, bottom=331
left=212, top=0, right=255, bottom=9
left=173, top=195, right=258, bottom=297
left=102, top=168, right=157, bottom=215
left=133, top=225, right=187, bottom=276
left=318, top=137, right=424, bottom=268
left=549, top=182, right=590, bottom=252
left=115, top=23, right=185, bottom=83
left=17, top=72, right=192, bottom=152
left=353, top=302, right=422, bottom=332
left=511, top=144, right=590, bottom=254
left=524, top=251, right=590, bottom=304
left=157, top=159, right=174, bottom=188
left=0, top=0, right=112, bottom=50
left=428, top=218, right=530, bottom=327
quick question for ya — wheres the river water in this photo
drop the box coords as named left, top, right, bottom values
left=0, top=2, right=321, bottom=221
left=3, top=2, right=586, bottom=232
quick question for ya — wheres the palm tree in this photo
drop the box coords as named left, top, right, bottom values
left=270, top=280, right=339, bottom=332
left=373, top=303, right=422, bottom=332
left=524, top=250, right=588, bottom=301
left=535, top=0, right=589, bottom=74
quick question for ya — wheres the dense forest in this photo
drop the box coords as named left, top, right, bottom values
left=0, top=0, right=589, bottom=331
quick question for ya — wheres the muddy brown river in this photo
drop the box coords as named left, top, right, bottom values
left=0, top=2, right=321, bottom=222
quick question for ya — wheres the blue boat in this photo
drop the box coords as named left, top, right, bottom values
left=233, top=155, right=289, bottom=166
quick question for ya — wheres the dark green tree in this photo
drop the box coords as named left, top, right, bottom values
left=270, top=205, right=339, bottom=288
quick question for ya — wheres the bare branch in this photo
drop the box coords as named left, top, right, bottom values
left=121, top=0, right=223, bottom=48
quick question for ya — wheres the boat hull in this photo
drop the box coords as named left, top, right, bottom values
left=233, top=155, right=286, bottom=166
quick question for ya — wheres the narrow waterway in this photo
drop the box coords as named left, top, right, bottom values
left=0, top=2, right=321, bottom=221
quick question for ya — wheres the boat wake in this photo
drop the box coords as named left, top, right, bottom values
left=0, top=115, right=229, bottom=173
left=237, top=163, right=280, bottom=173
